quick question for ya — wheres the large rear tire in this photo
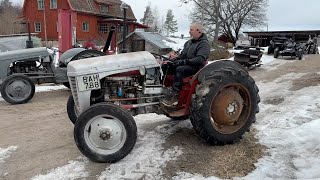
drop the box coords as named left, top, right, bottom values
left=190, top=67, right=259, bottom=145
left=1, top=74, right=35, bottom=104
left=297, top=49, right=303, bottom=60
left=74, top=103, right=137, bottom=163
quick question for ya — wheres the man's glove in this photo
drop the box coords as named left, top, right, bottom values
left=173, top=59, right=187, bottom=66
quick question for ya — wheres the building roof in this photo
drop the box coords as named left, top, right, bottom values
left=22, top=0, right=135, bottom=20
left=68, top=0, right=136, bottom=20
left=244, top=30, right=320, bottom=38
left=118, top=31, right=174, bottom=50
left=94, top=0, right=121, bottom=4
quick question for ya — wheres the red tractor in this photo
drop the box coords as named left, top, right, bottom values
left=66, top=52, right=260, bottom=163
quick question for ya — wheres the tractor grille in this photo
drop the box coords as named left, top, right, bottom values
left=69, top=76, right=79, bottom=107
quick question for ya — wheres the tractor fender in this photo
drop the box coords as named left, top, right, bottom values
left=196, top=60, right=247, bottom=82
left=59, top=48, right=87, bottom=66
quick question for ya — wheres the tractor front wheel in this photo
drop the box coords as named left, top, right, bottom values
left=1, top=74, right=35, bottom=104
left=67, top=95, right=78, bottom=124
left=74, top=103, right=137, bottom=163
left=190, top=67, right=259, bottom=145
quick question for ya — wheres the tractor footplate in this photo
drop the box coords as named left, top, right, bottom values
left=160, top=103, right=185, bottom=117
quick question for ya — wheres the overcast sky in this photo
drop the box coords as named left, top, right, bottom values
left=13, top=0, right=320, bottom=35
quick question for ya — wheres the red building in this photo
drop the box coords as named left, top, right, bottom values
left=22, top=0, right=147, bottom=50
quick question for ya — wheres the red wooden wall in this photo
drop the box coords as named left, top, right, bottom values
left=23, top=0, right=70, bottom=41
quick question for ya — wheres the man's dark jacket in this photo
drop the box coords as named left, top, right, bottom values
left=178, top=33, right=210, bottom=69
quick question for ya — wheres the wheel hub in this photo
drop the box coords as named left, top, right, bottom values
left=211, top=88, right=244, bottom=125
left=85, top=116, right=127, bottom=153
left=99, top=129, right=112, bottom=141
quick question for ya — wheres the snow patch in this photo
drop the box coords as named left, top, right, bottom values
left=31, top=158, right=89, bottom=180
left=244, top=73, right=320, bottom=179
left=0, top=146, right=17, bottom=163
left=35, top=84, right=67, bottom=92
left=98, top=114, right=185, bottom=180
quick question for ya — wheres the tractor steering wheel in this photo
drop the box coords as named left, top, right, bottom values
left=150, top=52, right=176, bottom=65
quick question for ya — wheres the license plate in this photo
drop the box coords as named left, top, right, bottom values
left=77, top=74, right=101, bottom=92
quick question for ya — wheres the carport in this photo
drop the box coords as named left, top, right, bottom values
left=244, top=30, right=320, bottom=47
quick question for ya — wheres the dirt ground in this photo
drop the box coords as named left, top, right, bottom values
left=0, top=55, right=319, bottom=180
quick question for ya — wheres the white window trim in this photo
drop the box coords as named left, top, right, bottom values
left=50, top=0, right=57, bottom=9
left=37, top=0, right=44, bottom=10
left=82, top=22, right=89, bottom=32
left=34, top=22, right=41, bottom=32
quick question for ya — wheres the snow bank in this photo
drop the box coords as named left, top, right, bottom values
left=0, top=146, right=17, bottom=163
left=245, top=73, right=320, bottom=179
left=31, top=158, right=89, bottom=180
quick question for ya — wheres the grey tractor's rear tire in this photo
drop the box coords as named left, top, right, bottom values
left=274, top=48, right=279, bottom=58
left=67, top=95, right=78, bottom=124
left=297, top=49, right=303, bottom=60
left=1, top=74, right=35, bottom=104
left=74, top=103, right=137, bottom=163
left=190, top=67, right=259, bottom=145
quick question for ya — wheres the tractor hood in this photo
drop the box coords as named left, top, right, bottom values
left=0, top=47, right=49, bottom=62
left=67, top=51, right=159, bottom=77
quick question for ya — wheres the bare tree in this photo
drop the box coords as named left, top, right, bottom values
left=0, top=0, right=23, bottom=35
left=185, top=0, right=268, bottom=44
left=220, top=0, right=268, bottom=43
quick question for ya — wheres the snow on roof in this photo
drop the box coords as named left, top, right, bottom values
left=118, top=32, right=174, bottom=50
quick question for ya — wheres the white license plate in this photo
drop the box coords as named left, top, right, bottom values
left=77, top=74, right=101, bottom=92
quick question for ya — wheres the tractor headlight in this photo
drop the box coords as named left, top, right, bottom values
left=139, top=66, right=146, bottom=76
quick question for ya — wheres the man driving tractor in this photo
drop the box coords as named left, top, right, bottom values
left=161, top=22, right=210, bottom=107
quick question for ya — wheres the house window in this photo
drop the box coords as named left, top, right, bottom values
left=34, top=22, right=41, bottom=32
left=100, top=5, right=108, bottom=13
left=99, top=24, right=109, bottom=33
left=37, top=0, right=44, bottom=10
left=82, top=22, right=89, bottom=32
left=50, top=0, right=57, bottom=9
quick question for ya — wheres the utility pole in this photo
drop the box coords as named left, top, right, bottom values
left=120, top=2, right=129, bottom=53
left=43, top=0, right=48, bottom=47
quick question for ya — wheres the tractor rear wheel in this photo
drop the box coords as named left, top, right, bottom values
left=297, top=49, right=303, bottom=60
left=74, top=103, right=137, bottom=163
left=1, top=74, right=35, bottom=104
left=190, top=67, right=259, bottom=145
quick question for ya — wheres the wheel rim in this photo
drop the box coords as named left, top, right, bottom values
left=209, top=84, right=251, bottom=134
left=84, top=115, right=127, bottom=154
left=5, top=78, right=32, bottom=101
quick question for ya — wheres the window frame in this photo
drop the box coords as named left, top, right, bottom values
left=34, top=22, right=41, bottom=32
left=82, top=22, right=89, bottom=32
left=50, top=0, right=57, bottom=9
left=99, top=24, right=110, bottom=33
left=37, top=0, right=44, bottom=10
